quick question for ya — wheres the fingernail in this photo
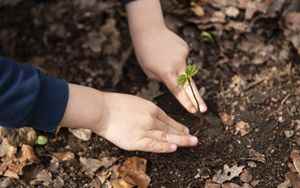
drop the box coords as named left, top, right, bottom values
left=190, top=136, right=198, bottom=145
left=170, top=144, right=177, bottom=151
left=200, top=105, right=207, bottom=113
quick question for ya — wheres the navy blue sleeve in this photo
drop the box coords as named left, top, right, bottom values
left=0, top=58, right=69, bottom=132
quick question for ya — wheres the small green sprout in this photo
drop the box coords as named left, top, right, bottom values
left=177, top=64, right=200, bottom=112
left=200, top=31, right=214, bottom=43
left=35, top=135, right=48, bottom=146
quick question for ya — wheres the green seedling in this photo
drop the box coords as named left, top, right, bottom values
left=177, top=64, right=200, bottom=112
left=35, top=135, right=48, bottom=146
left=200, top=31, right=214, bottom=43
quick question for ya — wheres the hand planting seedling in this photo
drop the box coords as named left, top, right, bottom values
left=177, top=64, right=200, bottom=112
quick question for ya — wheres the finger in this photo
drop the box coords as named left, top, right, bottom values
left=156, top=109, right=189, bottom=134
left=138, top=138, right=177, bottom=153
left=147, top=130, right=198, bottom=147
left=184, top=79, right=207, bottom=113
left=163, top=73, right=198, bottom=113
left=154, top=118, right=184, bottom=135
left=143, top=69, right=159, bottom=80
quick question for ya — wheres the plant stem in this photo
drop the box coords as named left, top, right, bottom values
left=187, top=78, right=200, bottom=112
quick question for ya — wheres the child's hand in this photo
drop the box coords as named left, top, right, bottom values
left=61, top=84, right=198, bottom=153
left=126, top=0, right=207, bottom=114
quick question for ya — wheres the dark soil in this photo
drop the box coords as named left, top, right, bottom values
left=1, top=0, right=300, bottom=187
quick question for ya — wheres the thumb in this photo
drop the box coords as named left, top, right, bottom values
left=163, top=73, right=207, bottom=114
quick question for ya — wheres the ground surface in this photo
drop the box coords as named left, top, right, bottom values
left=0, top=0, right=300, bottom=187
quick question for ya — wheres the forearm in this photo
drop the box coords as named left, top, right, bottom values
left=126, top=0, right=166, bottom=37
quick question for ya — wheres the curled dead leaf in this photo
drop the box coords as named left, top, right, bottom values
left=118, top=157, right=150, bottom=188
left=19, top=144, right=38, bottom=163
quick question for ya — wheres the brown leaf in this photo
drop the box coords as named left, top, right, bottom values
left=3, top=169, right=19, bottom=179
left=191, top=2, right=205, bottom=17
left=249, top=149, right=266, bottom=163
left=225, top=7, right=240, bottom=18
left=219, top=112, right=234, bottom=126
left=80, top=157, right=117, bottom=176
left=69, top=128, right=92, bottom=141
left=19, top=144, right=38, bottom=163
left=240, top=169, right=253, bottom=183
left=53, top=151, right=75, bottom=161
left=284, top=12, right=300, bottom=54
left=222, top=183, right=242, bottom=188
left=205, top=181, right=221, bottom=188
left=235, top=121, right=250, bottom=136
left=287, top=172, right=300, bottom=188
left=277, top=176, right=291, bottom=188
left=0, top=138, right=17, bottom=159
left=290, top=149, right=300, bottom=175
left=212, top=164, right=245, bottom=184
left=118, top=157, right=150, bottom=188
left=111, top=179, right=133, bottom=188
left=30, top=169, right=52, bottom=186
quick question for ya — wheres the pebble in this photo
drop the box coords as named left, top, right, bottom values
left=284, top=130, right=294, bottom=138
left=247, top=161, right=257, bottom=168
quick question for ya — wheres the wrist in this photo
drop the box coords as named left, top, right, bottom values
left=60, top=84, right=104, bottom=132
left=126, top=0, right=166, bottom=36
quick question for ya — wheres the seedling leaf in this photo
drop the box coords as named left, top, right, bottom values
left=185, top=64, right=199, bottom=78
left=35, top=135, right=48, bottom=145
left=177, top=74, right=188, bottom=86
left=200, top=31, right=214, bottom=42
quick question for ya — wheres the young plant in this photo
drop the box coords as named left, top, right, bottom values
left=177, top=64, right=200, bottom=112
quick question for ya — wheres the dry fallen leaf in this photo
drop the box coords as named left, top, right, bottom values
left=19, top=144, right=38, bottom=163
left=0, top=138, right=17, bottom=159
left=248, top=149, right=266, bottom=163
left=69, top=128, right=92, bottom=141
left=212, top=164, right=245, bottom=184
left=0, top=144, right=37, bottom=179
left=240, top=169, right=253, bottom=183
left=191, top=2, right=205, bottom=17
left=290, top=149, right=300, bottom=175
left=111, top=179, right=133, bottom=188
left=205, top=181, right=221, bottom=188
left=53, top=151, right=75, bottom=161
left=277, top=176, right=291, bottom=188
left=219, top=112, right=234, bottom=127
left=287, top=172, right=300, bottom=188
left=118, top=157, right=150, bottom=188
left=225, top=7, right=240, bottom=18
left=80, top=157, right=117, bottom=176
left=30, top=169, right=52, bottom=186
left=235, top=121, right=251, bottom=136
left=222, top=182, right=242, bottom=188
